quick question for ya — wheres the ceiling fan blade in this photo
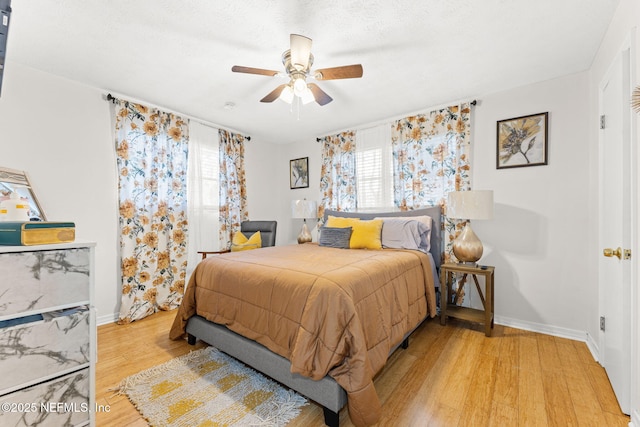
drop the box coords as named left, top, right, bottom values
left=260, top=84, right=288, bottom=103
left=290, top=34, right=312, bottom=70
left=307, top=83, right=333, bottom=106
left=232, top=65, right=280, bottom=77
left=314, top=64, right=363, bottom=80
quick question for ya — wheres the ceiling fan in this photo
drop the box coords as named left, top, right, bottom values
left=232, top=34, right=363, bottom=106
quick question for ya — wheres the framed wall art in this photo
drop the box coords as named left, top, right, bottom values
left=496, top=112, right=548, bottom=169
left=290, top=157, right=309, bottom=189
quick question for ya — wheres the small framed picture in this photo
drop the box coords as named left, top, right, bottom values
left=290, top=157, right=309, bottom=189
left=497, top=112, right=548, bottom=169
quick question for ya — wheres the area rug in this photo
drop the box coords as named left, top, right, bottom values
left=115, top=347, right=307, bottom=427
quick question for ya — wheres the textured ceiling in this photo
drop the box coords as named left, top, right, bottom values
left=7, top=0, right=619, bottom=144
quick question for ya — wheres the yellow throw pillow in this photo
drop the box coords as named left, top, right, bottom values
left=231, top=231, right=262, bottom=252
left=325, top=215, right=360, bottom=228
left=350, top=219, right=383, bottom=249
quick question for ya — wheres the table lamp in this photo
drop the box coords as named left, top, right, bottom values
left=447, top=190, right=494, bottom=265
left=291, top=199, right=317, bottom=244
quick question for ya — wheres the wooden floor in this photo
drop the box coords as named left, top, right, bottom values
left=96, top=310, right=630, bottom=426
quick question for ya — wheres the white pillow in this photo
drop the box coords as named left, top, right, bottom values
left=376, top=215, right=432, bottom=238
left=375, top=216, right=432, bottom=252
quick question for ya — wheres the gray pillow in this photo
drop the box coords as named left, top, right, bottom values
left=380, top=219, right=430, bottom=252
left=318, top=226, right=352, bottom=249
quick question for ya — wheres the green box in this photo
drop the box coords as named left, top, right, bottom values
left=0, top=221, right=75, bottom=245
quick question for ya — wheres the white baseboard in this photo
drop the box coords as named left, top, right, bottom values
left=495, top=315, right=591, bottom=345
left=97, top=312, right=119, bottom=326
left=585, top=331, right=600, bottom=362
left=631, top=409, right=639, bottom=427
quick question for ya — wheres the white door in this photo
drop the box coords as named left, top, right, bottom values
left=598, top=45, right=632, bottom=415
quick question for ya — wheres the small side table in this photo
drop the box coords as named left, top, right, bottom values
left=440, top=263, right=495, bottom=337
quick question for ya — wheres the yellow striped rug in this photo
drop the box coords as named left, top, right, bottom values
left=116, top=347, right=307, bottom=427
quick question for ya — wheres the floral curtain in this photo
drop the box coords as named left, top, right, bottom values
left=318, top=131, right=357, bottom=221
left=391, top=103, right=472, bottom=263
left=218, top=129, right=249, bottom=249
left=114, top=100, right=190, bottom=324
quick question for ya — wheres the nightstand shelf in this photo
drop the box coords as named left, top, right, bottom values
left=440, top=263, right=495, bottom=337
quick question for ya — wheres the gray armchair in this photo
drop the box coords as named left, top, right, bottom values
left=239, top=220, right=277, bottom=247
left=199, top=220, right=277, bottom=259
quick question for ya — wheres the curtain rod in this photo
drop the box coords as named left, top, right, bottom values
left=105, top=93, right=251, bottom=141
left=315, top=99, right=478, bottom=141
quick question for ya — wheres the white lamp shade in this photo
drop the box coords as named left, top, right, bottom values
left=279, top=85, right=294, bottom=104
left=290, top=34, right=312, bottom=70
left=447, top=190, right=494, bottom=220
left=291, top=200, right=317, bottom=219
left=293, top=78, right=307, bottom=96
left=301, top=87, right=315, bottom=104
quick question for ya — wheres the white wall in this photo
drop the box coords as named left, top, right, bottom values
left=0, top=62, right=119, bottom=323
left=278, top=139, right=322, bottom=244
left=473, top=72, right=591, bottom=336
left=243, top=137, right=286, bottom=241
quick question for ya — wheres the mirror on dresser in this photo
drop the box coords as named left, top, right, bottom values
left=0, top=166, right=46, bottom=221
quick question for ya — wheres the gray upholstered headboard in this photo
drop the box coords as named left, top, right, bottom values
left=323, top=206, right=443, bottom=270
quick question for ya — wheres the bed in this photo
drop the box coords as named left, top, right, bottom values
left=170, top=206, right=442, bottom=427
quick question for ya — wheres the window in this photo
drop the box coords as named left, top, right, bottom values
left=186, top=121, right=220, bottom=279
left=355, top=124, right=394, bottom=211
left=200, top=143, right=219, bottom=214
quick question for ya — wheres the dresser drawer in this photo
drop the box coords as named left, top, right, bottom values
left=0, top=368, right=90, bottom=427
left=0, top=308, right=90, bottom=394
left=0, top=248, right=90, bottom=318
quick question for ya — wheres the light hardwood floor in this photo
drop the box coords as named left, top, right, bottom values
left=96, top=310, right=631, bottom=426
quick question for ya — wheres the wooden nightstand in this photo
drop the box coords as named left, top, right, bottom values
left=440, top=263, right=495, bottom=337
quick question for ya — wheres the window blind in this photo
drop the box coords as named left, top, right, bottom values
left=355, top=124, right=394, bottom=211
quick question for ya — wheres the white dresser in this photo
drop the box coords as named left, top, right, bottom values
left=0, top=241, right=96, bottom=427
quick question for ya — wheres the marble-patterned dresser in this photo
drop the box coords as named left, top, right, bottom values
left=0, top=241, right=96, bottom=427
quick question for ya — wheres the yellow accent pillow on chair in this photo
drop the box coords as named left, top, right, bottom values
left=231, top=231, right=262, bottom=252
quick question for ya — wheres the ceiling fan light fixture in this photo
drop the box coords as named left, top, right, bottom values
left=232, top=34, right=362, bottom=107
left=293, top=77, right=307, bottom=96
left=279, top=85, right=294, bottom=103
left=301, top=87, right=315, bottom=105
left=290, top=34, right=312, bottom=71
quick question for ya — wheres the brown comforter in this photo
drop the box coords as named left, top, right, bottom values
left=170, top=243, right=436, bottom=426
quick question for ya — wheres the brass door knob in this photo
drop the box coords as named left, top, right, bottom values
left=603, top=247, right=622, bottom=259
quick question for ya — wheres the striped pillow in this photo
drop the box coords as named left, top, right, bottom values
left=318, top=227, right=352, bottom=249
